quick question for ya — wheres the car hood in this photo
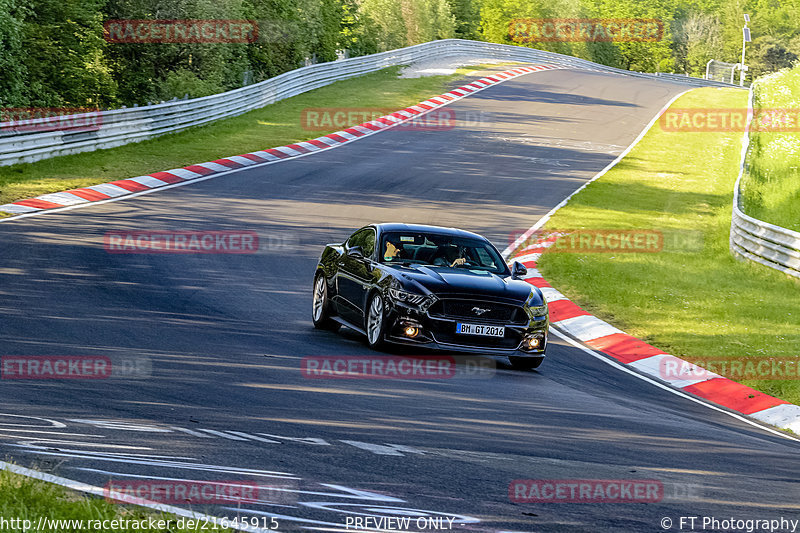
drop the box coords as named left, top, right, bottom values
left=393, top=265, right=534, bottom=302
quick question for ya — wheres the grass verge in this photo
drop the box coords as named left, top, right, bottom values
left=0, top=64, right=507, bottom=217
left=0, top=468, right=229, bottom=531
left=742, top=65, right=800, bottom=231
left=537, top=87, right=800, bottom=405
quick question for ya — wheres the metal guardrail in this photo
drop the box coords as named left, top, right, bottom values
left=730, top=88, right=800, bottom=278
left=651, top=71, right=742, bottom=88
left=0, top=39, right=739, bottom=167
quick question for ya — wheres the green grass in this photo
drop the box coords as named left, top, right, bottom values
left=0, top=64, right=506, bottom=216
left=0, top=468, right=230, bottom=532
left=537, top=87, right=800, bottom=405
left=742, top=65, right=800, bottom=231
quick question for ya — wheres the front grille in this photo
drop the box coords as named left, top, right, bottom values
left=429, top=299, right=525, bottom=324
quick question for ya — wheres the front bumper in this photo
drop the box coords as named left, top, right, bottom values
left=384, top=301, right=548, bottom=357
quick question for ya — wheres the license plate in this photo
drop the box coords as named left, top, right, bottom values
left=455, top=323, right=505, bottom=337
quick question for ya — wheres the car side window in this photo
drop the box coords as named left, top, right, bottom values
left=347, top=228, right=376, bottom=258
left=362, top=230, right=376, bottom=257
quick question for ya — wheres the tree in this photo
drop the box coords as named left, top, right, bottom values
left=243, top=0, right=308, bottom=81
left=447, top=0, right=480, bottom=40
left=339, top=0, right=379, bottom=56
left=408, top=0, right=456, bottom=43
left=21, top=0, right=116, bottom=107
left=590, top=0, right=676, bottom=72
left=297, top=0, right=345, bottom=63
left=358, top=0, right=407, bottom=50
left=0, top=0, right=28, bottom=107
left=673, top=12, right=723, bottom=76
left=478, top=0, right=580, bottom=58
left=106, top=0, right=250, bottom=102
left=750, top=35, right=798, bottom=77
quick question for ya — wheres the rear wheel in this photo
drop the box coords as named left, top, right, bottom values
left=366, top=292, right=387, bottom=349
left=509, top=356, right=543, bottom=370
left=312, top=273, right=340, bottom=331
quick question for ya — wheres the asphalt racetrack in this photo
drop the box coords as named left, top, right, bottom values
left=0, top=67, right=797, bottom=532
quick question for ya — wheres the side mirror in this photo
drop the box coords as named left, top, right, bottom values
left=511, top=261, right=528, bottom=279
left=347, top=245, right=364, bottom=258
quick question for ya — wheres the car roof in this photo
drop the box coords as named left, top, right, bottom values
left=371, top=223, right=486, bottom=240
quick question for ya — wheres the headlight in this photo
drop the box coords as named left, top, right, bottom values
left=525, top=290, right=548, bottom=317
left=389, top=289, right=437, bottom=311
left=389, top=288, right=427, bottom=305
left=528, top=304, right=548, bottom=317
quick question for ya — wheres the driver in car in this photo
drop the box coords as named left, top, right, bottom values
left=433, top=245, right=467, bottom=267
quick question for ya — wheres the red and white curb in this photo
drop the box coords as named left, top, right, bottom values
left=502, top=92, right=800, bottom=437
left=509, top=237, right=800, bottom=434
left=0, top=64, right=562, bottom=218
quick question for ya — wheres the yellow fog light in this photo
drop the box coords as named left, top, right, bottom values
left=404, top=326, right=419, bottom=338
left=524, top=336, right=541, bottom=349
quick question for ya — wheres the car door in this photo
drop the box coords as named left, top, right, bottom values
left=335, top=228, right=377, bottom=325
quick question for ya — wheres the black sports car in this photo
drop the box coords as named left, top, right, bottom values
left=312, top=223, right=549, bottom=369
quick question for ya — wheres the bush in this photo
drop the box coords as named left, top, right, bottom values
left=161, top=69, right=225, bottom=100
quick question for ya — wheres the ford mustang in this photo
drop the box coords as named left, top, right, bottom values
left=312, top=223, right=548, bottom=369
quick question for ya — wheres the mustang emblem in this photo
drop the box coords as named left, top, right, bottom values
left=471, top=307, right=491, bottom=315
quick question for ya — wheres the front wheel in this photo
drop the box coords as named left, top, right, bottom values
left=509, top=356, right=543, bottom=371
left=312, top=273, right=340, bottom=331
left=365, top=292, right=388, bottom=349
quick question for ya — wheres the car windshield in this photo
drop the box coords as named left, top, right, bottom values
left=379, top=231, right=509, bottom=275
